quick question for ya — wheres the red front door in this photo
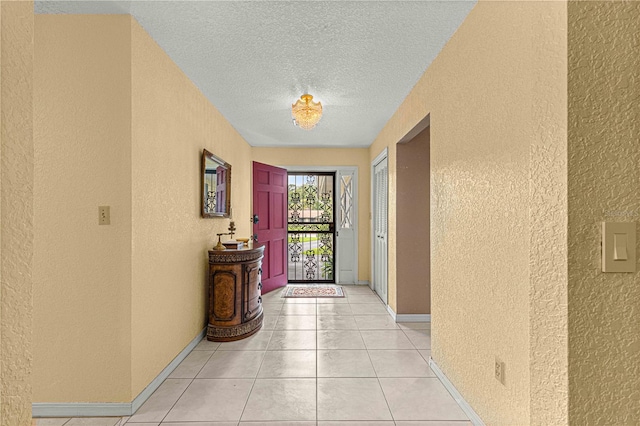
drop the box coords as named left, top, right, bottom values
left=253, top=161, right=288, bottom=293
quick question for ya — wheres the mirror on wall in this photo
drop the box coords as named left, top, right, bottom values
left=202, top=149, right=231, bottom=218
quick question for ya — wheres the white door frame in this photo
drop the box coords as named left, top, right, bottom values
left=284, top=165, right=359, bottom=285
left=371, top=148, right=388, bottom=300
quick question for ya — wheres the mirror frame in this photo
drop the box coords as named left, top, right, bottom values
left=201, top=149, right=232, bottom=218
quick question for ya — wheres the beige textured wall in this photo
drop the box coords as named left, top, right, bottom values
left=396, top=127, right=430, bottom=314
left=252, top=147, right=370, bottom=282
left=568, top=2, right=640, bottom=424
left=369, top=2, right=568, bottom=424
left=33, top=15, right=133, bottom=402
left=130, top=18, right=253, bottom=397
left=1, top=0, right=34, bottom=422
left=33, top=14, right=254, bottom=403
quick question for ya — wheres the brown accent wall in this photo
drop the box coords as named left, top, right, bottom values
left=396, top=127, right=430, bottom=314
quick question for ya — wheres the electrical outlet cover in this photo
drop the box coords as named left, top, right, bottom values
left=99, top=206, right=110, bottom=225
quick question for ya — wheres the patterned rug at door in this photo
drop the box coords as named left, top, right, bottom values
left=282, top=285, right=345, bottom=298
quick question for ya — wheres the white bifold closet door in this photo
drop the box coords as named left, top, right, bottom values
left=373, top=156, right=388, bottom=304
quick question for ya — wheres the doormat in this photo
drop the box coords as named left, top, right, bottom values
left=282, top=285, right=345, bottom=298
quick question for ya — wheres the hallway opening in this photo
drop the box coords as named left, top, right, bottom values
left=396, top=115, right=431, bottom=317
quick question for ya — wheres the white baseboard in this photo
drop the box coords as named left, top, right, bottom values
left=428, top=358, right=485, bottom=426
left=131, top=327, right=205, bottom=413
left=337, top=282, right=370, bottom=286
left=33, top=328, right=207, bottom=418
left=31, top=403, right=132, bottom=418
left=396, top=313, right=431, bottom=322
left=385, top=305, right=431, bottom=323
left=386, top=304, right=397, bottom=320
left=356, top=280, right=370, bottom=286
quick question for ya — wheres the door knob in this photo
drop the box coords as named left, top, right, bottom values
left=252, top=234, right=259, bottom=242
left=251, top=214, right=259, bottom=224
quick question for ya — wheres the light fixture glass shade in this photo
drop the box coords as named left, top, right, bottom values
left=292, top=94, right=322, bottom=130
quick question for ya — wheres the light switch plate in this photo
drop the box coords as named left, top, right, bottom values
left=602, top=222, right=636, bottom=273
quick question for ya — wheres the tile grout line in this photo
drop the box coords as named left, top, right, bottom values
left=155, top=363, right=199, bottom=424
left=363, top=287, right=407, bottom=424
left=153, top=338, right=220, bottom=424
left=364, top=331, right=396, bottom=424
left=189, top=343, right=218, bottom=378
left=236, top=309, right=275, bottom=424
left=156, top=333, right=245, bottom=424
left=399, top=324, right=419, bottom=351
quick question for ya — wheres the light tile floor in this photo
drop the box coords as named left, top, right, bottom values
left=35, top=285, right=471, bottom=426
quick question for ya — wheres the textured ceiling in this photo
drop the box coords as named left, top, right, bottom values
left=36, top=1, right=476, bottom=147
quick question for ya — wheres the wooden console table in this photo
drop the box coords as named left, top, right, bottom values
left=207, top=245, right=264, bottom=341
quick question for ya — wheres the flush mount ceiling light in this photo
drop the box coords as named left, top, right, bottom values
left=291, top=94, right=322, bottom=130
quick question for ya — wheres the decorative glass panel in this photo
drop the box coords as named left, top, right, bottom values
left=340, top=174, right=353, bottom=229
left=287, top=173, right=335, bottom=282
